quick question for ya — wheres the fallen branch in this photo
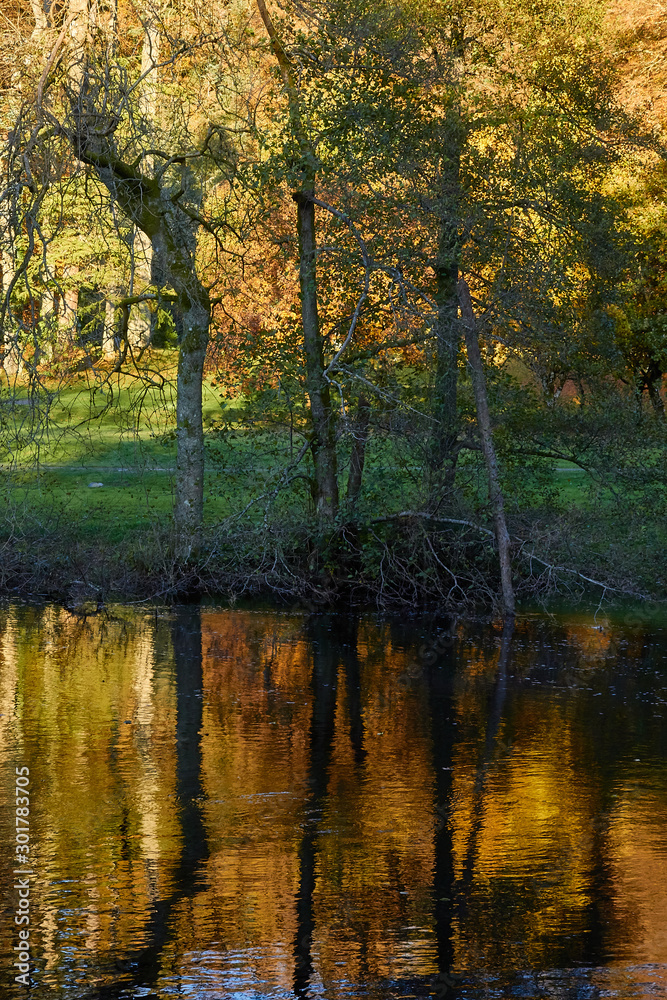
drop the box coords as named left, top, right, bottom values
left=371, top=510, right=651, bottom=600
left=371, top=511, right=495, bottom=537
left=516, top=546, right=649, bottom=600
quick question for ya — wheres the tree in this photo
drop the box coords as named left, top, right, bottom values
left=255, top=0, right=340, bottom=521
left=6, top=0, right=260, bottom=549
left=612, top=161, right=667, bottom=416
left=243, top=0, right=640, bottom=605
left=1, top=0, right=662, bottom=606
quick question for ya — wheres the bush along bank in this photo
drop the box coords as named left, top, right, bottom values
left=0, top=504, right=662, bottom=614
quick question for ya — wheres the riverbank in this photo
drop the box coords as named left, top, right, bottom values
left=1, top=500, right=664, bottom=614
left=2, top=376, right=664, bottom=611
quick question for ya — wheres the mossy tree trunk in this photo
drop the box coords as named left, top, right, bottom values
left=295, top=190, right=339, bottom=519
left=428, top=104, right=464, bottom=505
left=431, top=214, right=461, bottom=497
left=72, top=137, right=210, bottom=549
left=256, top=0, right=339, bottom=522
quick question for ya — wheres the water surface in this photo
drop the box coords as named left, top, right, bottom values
left=0, top=605, right=665, bottom=998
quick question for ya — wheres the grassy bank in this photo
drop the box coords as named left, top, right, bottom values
left=1, top=374, right=665, bottom=611
left=2, top=498, right=664, bottom=613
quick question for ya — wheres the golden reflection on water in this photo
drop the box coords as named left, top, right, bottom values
left=0, top=606, right=665, bottom=998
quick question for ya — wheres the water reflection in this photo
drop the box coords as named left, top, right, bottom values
left=0, top=607, right=665, bottom=998
left=90, top=607, right=209, bottom=995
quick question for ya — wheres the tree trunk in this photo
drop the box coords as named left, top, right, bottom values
left=69, top=155, right=209, bottom=554
left=30, top=0, right=48, bottom=35
left=648, top=382, right=665, bottom=417
left=67, top=0, right=93, bottom=88
left=645, top=367, right=665, bottom=418
left=127, top=229, right=152, bottom=350
left=255, top=0, right=339, bottom=522
left=296, top=191, right=339, bottom=520
left=124, top=14, right=160, bottom=350
left=429, top=137, right=462, bottom=503
left=74, top=151, right=210, bottom=552
left=103, top=286, right=122, bottom=357
left=57, top=264, right=79, bottom=348
left=66, top=9, right=211, bottom=554
left=0, top=251, right=21, bottom=376
left=173, top=282, right=210, bottom=552
left=431, top=246, right=459, bottom=492
left=346, top=394, right=370, bottom=508
left=139, top=10, right=160, bottom=123
left=458, top=278, right=515, bottom=618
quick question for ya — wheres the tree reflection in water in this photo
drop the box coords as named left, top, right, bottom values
left=0, top=606, right=665, bottom=999
left=85, top=606, right=209, bottom=997
left=293, top=617, right=338, bottom=996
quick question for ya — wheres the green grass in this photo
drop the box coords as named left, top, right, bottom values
left=552, top=464, right=591, bottom=504
left=0, top=375, right=604, bottom=546
left=1, top=376, right=234, bottom=541
left=2, top=376, right=665, bottom=608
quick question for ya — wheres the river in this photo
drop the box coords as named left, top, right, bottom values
left=0, top=604, right=665, bottom=998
